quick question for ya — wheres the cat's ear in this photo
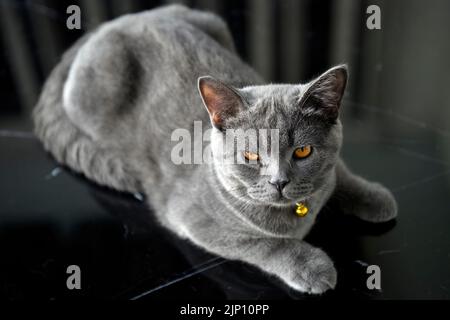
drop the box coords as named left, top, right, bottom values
left=300, top=65, right=348, bottom=120
left=198, top=76, right=245, bottom=130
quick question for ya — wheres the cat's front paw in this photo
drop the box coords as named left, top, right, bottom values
left=365, top=183, right=398, bottom=222
left=285, top=248, right=337, bottom=294
left=356, top=183, right=398, bottom=223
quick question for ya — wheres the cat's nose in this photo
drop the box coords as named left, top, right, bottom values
left=268, top=178, right=290, bottom=192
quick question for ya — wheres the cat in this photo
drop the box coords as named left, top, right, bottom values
left=33, top=5, right=397, bottom=294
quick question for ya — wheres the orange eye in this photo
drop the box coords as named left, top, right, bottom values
left=294, top=146, right=312, bottom=159
left=244, top=151, right=259, bottom=161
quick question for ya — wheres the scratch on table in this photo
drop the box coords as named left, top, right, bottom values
left=0, top=130, right=36, bottom=139
left=344, top=100, right=450, bottom=140
left=354, top=260, right=369, bottom=267
left=130, top=257, right=226, bottom=300
left=392, top=169, right=450, bottom=193
left=377, top=249, right=401, bottom=256
left=388, top=146, right=450, bottom=168
left=133, top=192, right=144, bottom=202
left=45, top=167, right=62, bottom=180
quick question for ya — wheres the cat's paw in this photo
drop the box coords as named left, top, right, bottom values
left=355, top=182, right=398, bottom=223
left=285, top=248, right=337, bottom=294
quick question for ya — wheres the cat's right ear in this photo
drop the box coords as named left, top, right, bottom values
left=198, top=76, right=245, bottom=130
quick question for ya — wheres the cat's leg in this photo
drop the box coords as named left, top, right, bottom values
left=63, top=29, right=142, bottom=141
left=34, top=34, right=142, bottom=193
left=188, top=229, right=337, bottom=294
left=174, top=204, right=336, bottom=294
left=332, top=159, right=398, bottom=222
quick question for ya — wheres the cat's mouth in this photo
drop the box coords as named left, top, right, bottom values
left=243, top=180, right=316, bottom=207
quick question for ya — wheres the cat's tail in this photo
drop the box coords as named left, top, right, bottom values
left=33, top=35, right=141, bottom=194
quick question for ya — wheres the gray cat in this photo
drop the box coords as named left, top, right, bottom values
left=33, top=5, right=397, bottom=294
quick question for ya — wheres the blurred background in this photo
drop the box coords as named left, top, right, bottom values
left=1, top=0, right=449, bottom=131
left=1, top=0, right=450, bottom=299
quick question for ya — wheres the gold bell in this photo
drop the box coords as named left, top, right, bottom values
left=295, top=202, right=308, bottom=217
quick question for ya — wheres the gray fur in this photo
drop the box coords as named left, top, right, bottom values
left=33, top=5, right=397, bottom=294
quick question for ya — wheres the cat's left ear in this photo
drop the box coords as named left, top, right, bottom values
left=300, top=65, right=348, bottom=120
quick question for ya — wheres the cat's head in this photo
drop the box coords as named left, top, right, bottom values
left=198, top=65, right=347, bottom=207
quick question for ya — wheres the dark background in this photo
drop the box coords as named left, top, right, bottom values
left=1, top=0, right=450, bottom=300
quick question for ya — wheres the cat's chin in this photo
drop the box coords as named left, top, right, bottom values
left=254, top=196, right=306, bottom=208
left=268, top=201, right=297, bottom=208
left=242, top=188, right=313, bottom=207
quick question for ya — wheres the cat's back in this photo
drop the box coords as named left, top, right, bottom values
left=64, top=4, right=261, bottom=142
left=34, top=5, right=262, bottom=194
